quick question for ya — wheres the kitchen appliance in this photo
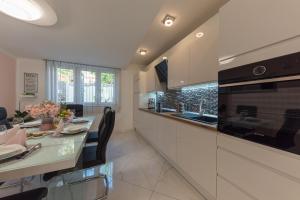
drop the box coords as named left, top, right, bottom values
left=155, top=60, right=168, bottom=83
left=148, top=98, right=155, bottom=109
left=218, top=52, right=300, bottom=155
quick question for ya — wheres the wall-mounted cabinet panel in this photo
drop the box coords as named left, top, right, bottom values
left=177, top=124, right=217, bottom=198
left=220, top=0, right=300, bottom=60
left=145, top=64, right=156, bottom=93
left=168, top=39, right=190, bottom=88
left=189, top=14, right=218, bottom=84
left=168, top=13, right=219, bottom=88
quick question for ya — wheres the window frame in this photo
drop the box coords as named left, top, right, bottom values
left=49, top=61, right=119, bottom=107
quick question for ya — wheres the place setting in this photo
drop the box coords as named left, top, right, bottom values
left=0, top=125, right=42, bottom=164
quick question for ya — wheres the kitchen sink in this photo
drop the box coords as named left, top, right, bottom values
left=172, top=113, right=218, bottom=125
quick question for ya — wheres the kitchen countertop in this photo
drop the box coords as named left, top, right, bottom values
left=139, top=108, right=217, bottom=130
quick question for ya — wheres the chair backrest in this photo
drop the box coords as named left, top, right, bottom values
left=0, top=107, right=11, bottom=129
left=96, top=110, right=115, bottom=164
left=97, top=107, right=111, bottom=134
left=0, top=107, right=7, bottom=121
left=66, top=104, right=83, bottom=117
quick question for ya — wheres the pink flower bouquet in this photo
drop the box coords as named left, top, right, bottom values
left=25, top=101, right=60, bottom=119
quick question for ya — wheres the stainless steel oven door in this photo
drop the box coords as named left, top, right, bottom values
left=218, top=77, right=300, bottom=155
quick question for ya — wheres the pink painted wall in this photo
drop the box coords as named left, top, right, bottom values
left=0, top=52, right=16, bottom=117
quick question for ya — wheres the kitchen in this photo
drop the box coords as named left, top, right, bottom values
left=0, top=0, right=300, bottom=199
left=133, top=1, right=300, bottom=200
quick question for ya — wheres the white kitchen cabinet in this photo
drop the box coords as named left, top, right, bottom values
left=217, top=177, right=254, bottom=200
left=168, top=13, right=218, bottom=88
left=177, top=123, right=217, bottom=198
left=168, top=38, right=191, bottom=88
left=220, top=0, right=300, bottom=60
left=145, top=64, right=156, bottom=92
left=157, top=116, right=177, bottom=162
left=189, top=14, right=218, bottom=84
left=218, top=149, right=300, bottom=200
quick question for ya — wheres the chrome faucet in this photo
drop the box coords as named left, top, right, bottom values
left=199, top=99, right=206, bottom=116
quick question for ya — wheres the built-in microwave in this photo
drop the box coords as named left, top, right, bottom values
left=218, top=52, right=300, bottom=155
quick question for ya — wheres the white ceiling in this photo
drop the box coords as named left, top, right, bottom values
left=0, top=0, right=227, bottom=68
left=0, top=0, right=164, bottom=68
left=130, top=0, right=224, bottom=66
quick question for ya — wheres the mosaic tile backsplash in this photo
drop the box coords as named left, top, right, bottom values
left=156, top=82, right=218, bottom=116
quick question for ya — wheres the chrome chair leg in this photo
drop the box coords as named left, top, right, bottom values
left=68, top=173, right=108, bottom=200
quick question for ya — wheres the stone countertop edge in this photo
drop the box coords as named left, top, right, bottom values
left=139, top=108, right=217, bottom=130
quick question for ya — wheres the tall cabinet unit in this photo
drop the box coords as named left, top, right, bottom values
left=219, top=0, right=300, bottom=69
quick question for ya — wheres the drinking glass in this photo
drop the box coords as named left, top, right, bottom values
left=13, top=117, right=24, bottom=125
left=0, top=125, right=7, bottom=133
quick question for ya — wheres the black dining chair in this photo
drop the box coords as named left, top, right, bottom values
left=43, top=110, right=116, bottom=199
left=66, top=104, right=84, bottom=117
left=0, top=187, right=48, bottom=200
left=85, top=107, right=111, bottom=144
left=0, top=107, right=12, bottom=129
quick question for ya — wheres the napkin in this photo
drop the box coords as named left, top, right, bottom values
left=5, top=129, right=27, bottom=147
left=53, top=119, right=64, bottom=136
left=0, top=125, right=20, bottom=145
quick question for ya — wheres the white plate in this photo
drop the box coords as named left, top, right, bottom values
left=61, top=125, right=88, bottom=135
left=0, top=144, right=26, bottom=160
left=20, top=120, right=41, bottom=128
left=71, top=118, right=89, bottom=124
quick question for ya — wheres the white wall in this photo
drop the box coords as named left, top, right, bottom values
left=15, top=57, right=139, bottom=133
left=16, top=58, right=46, bottom=110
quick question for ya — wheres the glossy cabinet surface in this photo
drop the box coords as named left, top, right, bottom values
left=168, top=39, right=190, bottom=88
left=157, top=117, right=177, bottom=162
left=217, top=177, right=254, bottom=200
left=189, top=14, right=218, bottom=85
left=134, top=110, right=217, bottom=199
left=145, top=64, right=156, bottom=92
left=177, top=123, right=217, bottom=198
left=220, top=0, right=300, bottom=60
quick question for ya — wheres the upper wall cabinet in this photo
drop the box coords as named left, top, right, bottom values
left=145, top=63, right=156, bottom=92
left=168, top=39, right=191, bottom=88
left=168, top=14, right=219, bottom=89
left=219, top=0, right=300, bottom=60
left=189, top=14, right=219, bottom=85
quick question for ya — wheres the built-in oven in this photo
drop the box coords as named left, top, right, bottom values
left=218, top=52, right=300, bottom=155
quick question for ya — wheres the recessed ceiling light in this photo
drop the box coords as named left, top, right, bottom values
left=138, top=49, right=147, bottom=56
left=196, top=32, right=204, bottom=38
left=0, top=0, right=57, bottom=26
left=162, top=14, right=175, bottom=27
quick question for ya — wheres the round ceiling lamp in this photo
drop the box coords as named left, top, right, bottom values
left=0, top=0, right=57, bottom=26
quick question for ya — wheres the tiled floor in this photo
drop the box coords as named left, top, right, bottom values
left=1, top=130, right=206, bottom=200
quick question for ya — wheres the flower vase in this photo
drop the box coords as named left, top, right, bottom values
left=40, top=117, right=55, bottom=131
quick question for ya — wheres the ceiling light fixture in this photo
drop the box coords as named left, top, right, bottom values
left=138, top=49, right=147, bottom=56
left=162, top=14, right=175, bottom=27
left=0, top=0, right=57, bottom=26
left=196, top=32, right=204, bottom=38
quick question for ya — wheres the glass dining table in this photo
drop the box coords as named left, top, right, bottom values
left=0, top=116, right=95, bottom=181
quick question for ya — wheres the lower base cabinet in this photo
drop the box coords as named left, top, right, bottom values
left=177, top=124, right=217, bottom=199
left=135, top=111, right=217, bottom=200
left=217, top=177, right=254, bottom=200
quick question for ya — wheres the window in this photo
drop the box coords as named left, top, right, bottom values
left=80, top=70, right=96, bottom=103
left=101, top=72, right=115, bottom=103
left=46, top=60, right=119, bottom=106
left=56, top=68, right=74, bottom=103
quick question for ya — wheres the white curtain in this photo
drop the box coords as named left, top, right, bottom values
left=46, top=60, right=120, bottom=112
